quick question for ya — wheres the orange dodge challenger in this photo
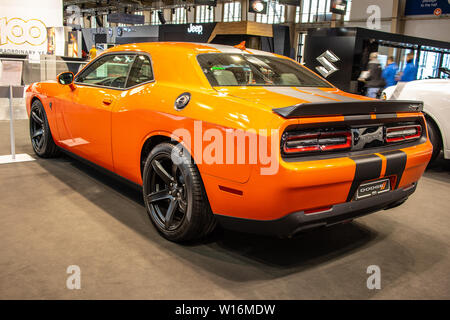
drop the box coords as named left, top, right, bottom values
left=26, top=42, right=432, bottom=242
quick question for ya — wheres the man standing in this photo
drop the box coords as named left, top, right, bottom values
left=401, top=52, right=418, bottom=82
left=89, top=45, right=97, bottom=60
left=382, top=56, right=398, bottom=87
left=365, top=52, right=385, bottom=98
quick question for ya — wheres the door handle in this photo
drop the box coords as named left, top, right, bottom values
left=103, top=98, right=113, bottom=105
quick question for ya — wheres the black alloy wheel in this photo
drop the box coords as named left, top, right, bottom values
left=30, top=105, right=45, bottom=152
left=143, top=143, right=216, bottom=242
left=147, top=153, right=188, bottom=231
left=29, top=100, right=59, bottom=158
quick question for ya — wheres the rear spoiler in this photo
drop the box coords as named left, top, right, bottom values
left=273, top=100, right=423, bottom=119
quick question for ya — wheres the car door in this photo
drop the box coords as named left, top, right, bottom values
left=111, top=53, right=156, bottom=180
left=58, top=53, right=136, bottom=171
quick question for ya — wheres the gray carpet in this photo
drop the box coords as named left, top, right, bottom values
left=0, top=120, right=449, bottom=299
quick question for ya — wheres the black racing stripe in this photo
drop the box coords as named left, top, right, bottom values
left=343, top=114, right=372, bottom=121
left=376, top=113, right=398, bottom=119
left=381, top=150, right=407, bottom=189
left=346, top=154, right=383, bottom=202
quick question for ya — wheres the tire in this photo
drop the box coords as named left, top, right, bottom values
left=29, top=99, right=60, bottom=158
left=142, top=143, right=216, bottom=242
left=426, top=117, right=441, bottom=163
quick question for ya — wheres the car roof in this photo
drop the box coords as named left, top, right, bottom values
left=106, top=41, right=278, bottom=57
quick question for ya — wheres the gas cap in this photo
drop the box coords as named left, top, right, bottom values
left=174, top=92, right=191, bottom=111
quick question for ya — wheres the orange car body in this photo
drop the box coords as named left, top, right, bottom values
left=26, top=42, right=432, bottom=236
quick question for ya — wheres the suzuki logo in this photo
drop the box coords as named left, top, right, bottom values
left=353, top=126, right=384, bottom=150
left=315, top=50, right=340, bottom=78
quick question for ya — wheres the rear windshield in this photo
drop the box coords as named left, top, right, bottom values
left=197, top=53, right=332, bottom=88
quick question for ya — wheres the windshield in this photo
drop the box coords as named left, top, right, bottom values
left=197, top=53, right=332, bottom=88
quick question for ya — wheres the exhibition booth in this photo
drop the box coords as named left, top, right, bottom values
left=0, top=0, right=85, bottom=87
left=84, top=21, right=294, bottom=59
left=2, top=20, right=294, bottom=87
left=303, top=27, right=450, bottom=94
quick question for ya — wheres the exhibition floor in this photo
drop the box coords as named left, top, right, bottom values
left=0, top=120, right=449, bottom=299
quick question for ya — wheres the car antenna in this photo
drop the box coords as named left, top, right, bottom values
left=234, top=41, right=246, bottom=51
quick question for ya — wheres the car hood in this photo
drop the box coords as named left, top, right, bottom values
left=383, top=79, right=450, bottom=100
left=405, top=79, right=449, bottom=86
left=214, top=86, right=369, bottom=109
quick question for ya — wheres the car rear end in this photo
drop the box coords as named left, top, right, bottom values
left=214, top=100, right=433, bottom=237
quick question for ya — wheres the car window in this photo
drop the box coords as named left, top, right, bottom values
left=126, top=55, right=154, bottom=87
left=197, top=53, right=332, bottom=87
left=75, top=54, right=136, bottom=89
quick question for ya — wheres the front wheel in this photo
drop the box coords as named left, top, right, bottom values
left=142, top=143, right=216, bottom=242
left=29, top=100, right=60, bottom=158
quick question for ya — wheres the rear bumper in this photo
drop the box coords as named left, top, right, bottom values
left=203, top=140, right=432, bottom=222
left=215, top=183, right=417, bottom=237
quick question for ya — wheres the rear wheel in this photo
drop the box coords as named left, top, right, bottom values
left=29, top=100, right=60, bottom=158
left=426, top=117, right=441, bottom=163
left=142, top=143, right=216, bottom=242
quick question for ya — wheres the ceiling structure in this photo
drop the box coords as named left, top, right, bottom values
left=63, top=0, right=222, bottom=14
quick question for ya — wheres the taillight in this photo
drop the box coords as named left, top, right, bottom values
left=283, top=130, right=352, bottom=154
left=386, top=124, right=422, bottom=143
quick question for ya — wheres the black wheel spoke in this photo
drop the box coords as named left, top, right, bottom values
left=32, top=128, right=43, bottom=138
left=31, top=111, right=43, bottom=124
left=165, top=198, right=178, bottom=228
left=37, top=136, right=44, bottom=148
left=172, top=163, right=178, bottom=182
left=147, top=189, right=171, bottom=203
left=152, top=159, right=174, bottom=185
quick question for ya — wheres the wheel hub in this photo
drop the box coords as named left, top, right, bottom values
left=168, top=182, right=183, bottom=197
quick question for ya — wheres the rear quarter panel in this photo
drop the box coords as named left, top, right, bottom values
left=111, top=82, right=281, bottom=185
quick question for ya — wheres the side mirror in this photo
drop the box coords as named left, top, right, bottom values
left=57, top=71, right=75, bottom=86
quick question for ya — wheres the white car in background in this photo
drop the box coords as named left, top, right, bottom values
left=383, top=70, right=450, bottom=162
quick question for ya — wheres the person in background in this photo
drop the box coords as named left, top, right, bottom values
left=400, top=52, right=418, bottom=82
left=81, top=50, right=89, bottom=60
left=364, top=52, right=385, bottom=98
left=382, top=56, right=398, bottom=87
left=89, top=45, right=97, bottom=60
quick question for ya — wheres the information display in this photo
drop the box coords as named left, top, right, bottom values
left=0, top=0, right=63, bottom=56
left=405, top=0, right=450, bottom=15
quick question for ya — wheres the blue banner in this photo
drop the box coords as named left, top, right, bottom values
left=405, top=0, right=450, bottom=16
